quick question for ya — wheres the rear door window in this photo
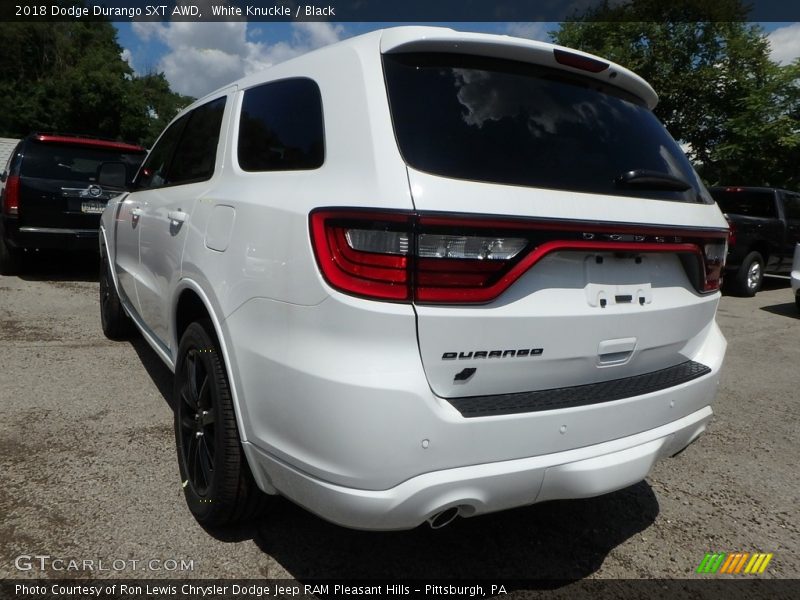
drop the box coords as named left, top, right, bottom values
left=135, top=96, right=226, bottom=190
left=168, top=96, right=227, bottom=185
left=383, top=52, right=710, bottom=203
left=135, top=116, right=188, bottom=190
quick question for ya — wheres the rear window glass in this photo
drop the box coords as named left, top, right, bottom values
left=710, top=189, right=777, bottom=218
left=383, top=53, right=710, bottom=203
left=22, top=142, right=145, bottom=186
left=238, top=78, right=324, bottom=171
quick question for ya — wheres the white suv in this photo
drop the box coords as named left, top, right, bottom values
left=99, top=27, right=729, bottom=530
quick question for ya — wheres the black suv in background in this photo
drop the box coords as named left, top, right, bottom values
left=710, top=186, right=800, bottom=296
left=0, top=133, right=146, bottom=274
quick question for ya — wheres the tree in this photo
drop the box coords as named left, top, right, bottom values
left=553, top=0, right=800, bottom=188
left=0, top=3, right=191, bottom=147
left=120, top=72, right=194, bottom=147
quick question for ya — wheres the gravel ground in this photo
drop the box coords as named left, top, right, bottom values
left=1, top=252, right=798, bottom=593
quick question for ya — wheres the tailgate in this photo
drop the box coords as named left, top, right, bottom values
left=18, top=176, right=116, bottom=229
left=409, top=170, right=727, bottom=399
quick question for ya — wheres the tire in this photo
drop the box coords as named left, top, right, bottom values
left=0, top=235, right=21, bottom=276
left=99, top=252, right=133, bottom=339
left=174, top=320, right=265, bottom=526
left=795, top=291, right=800, bottom=312
left=731, top=251, right=764, bottom=297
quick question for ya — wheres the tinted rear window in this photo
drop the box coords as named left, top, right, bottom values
left=383, top=53, right=710, bottom=203
left=22, top=142, right=145, bottom=186
left=710, top=189, right=777, bottom=218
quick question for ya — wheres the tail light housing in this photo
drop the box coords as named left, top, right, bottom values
left=702, top=239, right=727, bottom=292
left=310, top=209, right=728, bottom=303
left=726, top=216, right=737, bottom=247
left=310, top=210, right=412, bottom=301
left=2, top=175, right=20, bottom=215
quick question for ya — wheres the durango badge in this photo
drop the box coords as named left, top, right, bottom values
left=442, top=349, right=544, bottom=360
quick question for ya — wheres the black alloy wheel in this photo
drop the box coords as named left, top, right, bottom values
left=178, top=346, right=217, bottom=496
left=174, top=320, right=266, bottom=526
left=99, top=252, right=132, bottom=339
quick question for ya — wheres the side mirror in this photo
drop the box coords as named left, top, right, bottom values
left=98, top=162, right=127, bottom=189
left=0, top=171, right=7, bottom=183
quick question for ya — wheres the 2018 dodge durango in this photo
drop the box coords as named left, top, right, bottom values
left=99, top=27, right=729, bottom=530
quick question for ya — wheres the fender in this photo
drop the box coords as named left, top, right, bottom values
left=171, top=277, right=251, bottom=444
left=99, top=222, right=136, bottom=329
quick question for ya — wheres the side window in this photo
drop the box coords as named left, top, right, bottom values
left=784, top=193, right=800, bottom=220
left=135, top=116, right=188, bottom=190
left=238, top=78, right=324, bottom=171
left=168, top=96, right=227, bottom=185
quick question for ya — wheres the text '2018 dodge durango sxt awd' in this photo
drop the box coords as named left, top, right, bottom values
left=99, top=27, right=728, bottom=530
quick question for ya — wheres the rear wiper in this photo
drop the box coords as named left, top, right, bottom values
left=615, top=169, right=692, bottom=191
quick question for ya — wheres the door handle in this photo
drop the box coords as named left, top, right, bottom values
left=168, top=210, right=188, bottom=224
left=597, top=337, right=637, bottom=365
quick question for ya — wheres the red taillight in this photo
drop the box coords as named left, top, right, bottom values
left=726, top=217, right=737, bottom=247
left=309, top=209, right=728, bottom=303
left=310, top=210, right=412, bottom=301
left=3, top=175, right=20, bottom=215
left=702, top=240, right=728, bottom=292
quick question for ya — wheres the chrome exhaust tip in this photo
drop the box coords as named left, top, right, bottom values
left=427, top=506, right=460, bottom=529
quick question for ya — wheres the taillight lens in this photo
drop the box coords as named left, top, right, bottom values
left=310, top=210, right=412, bottom=301
left=3, top=175, right=20, bottom=215
left=702, top=240, right=728, bottom=292
left=309, top=209, right=729, bottom=303
left=726, top=217, right=737, bottom=247
left=417, top=234, right=526, bottom=260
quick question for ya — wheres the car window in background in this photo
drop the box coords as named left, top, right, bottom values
left=22, top=143, right=144, bottom=186
left=710, top=189, right=777, bottom=218
left=238, top=78, right=325, bottom=172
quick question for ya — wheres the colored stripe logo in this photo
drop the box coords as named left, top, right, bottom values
left=696, top=552, right=773, bottom=574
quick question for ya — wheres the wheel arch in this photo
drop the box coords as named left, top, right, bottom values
left=172, top=280, right=250, bottom=444
left=99, top=225, right=123, bottom=295
left=749, top=241, right=769, bottom=265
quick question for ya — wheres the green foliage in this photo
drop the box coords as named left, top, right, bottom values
left=0, top=4, right=192, bottom=147
left=553, top=0, right=800, bottom=189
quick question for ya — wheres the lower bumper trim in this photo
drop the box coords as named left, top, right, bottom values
left=447, top=360, right=711, bottom=417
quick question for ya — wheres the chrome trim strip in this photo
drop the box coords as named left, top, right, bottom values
left=19, top=227, right=98, bottom=235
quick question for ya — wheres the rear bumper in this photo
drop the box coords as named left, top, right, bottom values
left=226, top=294, right=726, bottom=530
left=244, top=405, right=712, bottom=530
left=2, top=218, right=99, bottom=250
